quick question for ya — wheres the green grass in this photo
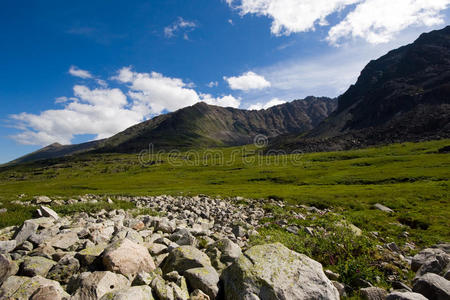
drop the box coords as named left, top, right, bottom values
left=0, top=139, right=449, bottom=249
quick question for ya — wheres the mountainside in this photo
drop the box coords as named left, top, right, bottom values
left=271, top=26, right=450, bottom=152
left=9, top=97, right=336, bottom=164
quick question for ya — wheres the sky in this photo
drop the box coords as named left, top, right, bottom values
left=1, top=0, right=449, bottom=163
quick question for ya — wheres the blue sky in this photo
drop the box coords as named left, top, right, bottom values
left=1, top=0, right=449, bottom=163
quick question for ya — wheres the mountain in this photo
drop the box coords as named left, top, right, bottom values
left=9, top=97, right=337, bottom=164
left=270, top=26, right=450, bottom=152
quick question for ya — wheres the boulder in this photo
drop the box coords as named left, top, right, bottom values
left=0, top=254, right=18, bottom=284
left=48, top=231, right=79, bottom=250
left=20, top=256, right=56, bottom=277
left=184, top=266, right=219, bottom=299
left=386, top=291, right=428, bottom=300
left=151, top=275, right=175, bottom=300
left=170, top=228, right=197, bottom=246
left=221, top=243, right=339, bottom=300
left=161, top=245, right=212, bottom=275
left=13, top=220, right=38, bottom=245
left=100, top=285, right=154, bottom=300
left=413, top=273, right=450, bottom=300
left=76, top=243, right=107, bottom=266
left=71, top=271, right=130, bottom=300
left=102, top=238, right=156, bottom=278
left=206, top=238, right=241, bottom=272
left=412, top=248, right=450, bottom=273
left=47, top=255, right=80, bottom=284
left=360, top=287, right=388, bottom=300
left=0, top=240, right=17, bottom=254
left=30, top=285, right=62, bottom=300
left=0, top=275, right=69, bottom=299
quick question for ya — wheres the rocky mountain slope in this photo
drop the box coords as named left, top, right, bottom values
left=271, top=26, right=450, bottom=152
left=0, top=195, right=449, bottom=299
left=9, top=97, right=336, bottom=165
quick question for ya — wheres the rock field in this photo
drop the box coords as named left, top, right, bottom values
left=0, top=195, right=449, bottom=299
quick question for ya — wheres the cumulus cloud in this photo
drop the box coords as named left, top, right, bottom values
left=224, top=71, right=271, bottom=91
left=10, top=86, right=143, bottom=145
left=328, top=0, right=450, bottom=44
left=227, top=0, right=450, bottom=44
left=164, top=17, right=197, bottom=39
left=248, top=98, right=286, bottom=110
left=10, top=67, right=241, bottom=146
left=68, top=65, right=93, bottom=79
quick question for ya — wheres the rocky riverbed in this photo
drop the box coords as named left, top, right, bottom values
left=0, top=195, right=449, bottom=299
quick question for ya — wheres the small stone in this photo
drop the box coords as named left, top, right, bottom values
left=34, top=196, right=52, bottom=204
left=360, top=287, right=388, bottom=300
left=0, top=240, right=17, bottom=254
left=13, top=220, right=38, bottom=245
left=325, top=269, right=340, bottom=280
left=373, top=203, right=394, bottom=213
left=332, top=281, right=346, bottom=298
left=39, top=206, right=59, bottom=220
left=190, top=289, right=210, bottom=300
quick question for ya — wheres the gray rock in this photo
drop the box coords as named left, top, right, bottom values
left=0, top=254, right=18, bottom=284
left=47, top=255, right=80, bottom=284
left=20, top=256, right=56, bottom=277
left=0, top=208, right=7, bottom=214
left=221, top=243, right=339, bottom=300
left=149, top=243, right=168, bottom=256
left=162, top=245, right=212, bottom=275
left=413, top=273, right=450, bottom=300
left=190, top=289, right=210, bottom=300
left=76, top=243, right=107, bottom=266
left=231, top=225, right=246, bottom=238
left=16, top=240, right=34, bottom=251
left=157, top=218, right=177, bottom=234
left=13, top=220, right=38, bottom=245
left=49, top=231, right=79, bottom=250
left=332, top=281, right=346, bottom=298
left=151, top=275, right=175, bottom=300
left=360, top=287, right=388, bottom=300
left=30, top=285, right=62, bottom=300
left=412, top=248, right=450, bottom=273
left=0, top=275, right=69, bottom=299
left=102, top=238, right=156, bottom=278
left=34, top=196, right=52, bottom=204
left=170, top=228, right=197, bottom=246
left=206, top=238, right=241, bottom=272
left=100, top=285, right=154, bottom=300
left=386, top=291, right=428, bottom=300
left=184, top=266, right=219, bottom=299
left=39, top=206, right=59, bottom=220
left=71, top=271, right=131, bottom=300
left=0, top=240, right=17, bottom=253
left=325, top=269, right=340, bottom=281
left=374, top=203, right=394, bottom=213
left=132, top=271, right=158, bottom=286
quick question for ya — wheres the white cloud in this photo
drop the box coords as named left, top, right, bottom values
left=164, top=17, right=197, bottom=39
left=227, top=0, right=360, bottom=36
left=68, top=65, right=93, bottom=79
left=224, top=71, right=271, bottom=91
left=248, top=98, right=286, bottom=110
left=328, top=0, right=450, bottom=44
left=207, top=81, right=218, bottom=88
left=11, top=86, right=143, bottom=145
left=202, top=94, right=241, bottom=108
left=227, top=0, right=450, bottom=44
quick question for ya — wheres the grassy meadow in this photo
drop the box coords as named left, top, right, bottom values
left=0, top=139, right=449, bottom=248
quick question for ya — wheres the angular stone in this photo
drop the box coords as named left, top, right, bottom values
left=71, top=271, right=130, bottom=300
left=30, top=285, right=62, bottom=300
left=190, top=289, right=210, bottom=300
left=49, top=231, right=79, bottom=250
left=39, top=206, right=59, bottom=220
left=184, top=266, right=219, bottom=299
left=170, top=228, right=197, bottom=246
left=412, top=248, right=450, bottom=273
left=76, top=243, right=107, bottom=266
left=374, top=203, right=394, bottom=213
left=13, top=220, right=38, bottom=245
left=206, top=238, right=241, bottom=272
left=161, top=245, right=212, bottom=275
left=149, top=243, right=168, bottom=256
left=222, top=243, right=339, bottom=300
left=20, top=256, right=56, bottom=277
left=34, top=196, right=52, bottom=204
left=413, top=273, right=450, bottom=300
left=47, top=255, right=80, bottom=284
left=99, top=285, right=154, bottom=300
left=0, top=254, right=18, bottom=284
left=386, top=291, right=428, bottom=300
left=102, top=238, right=156, bottom=278
left=0, top=275, right=69, bottom=299
left=151, top=275, right=174, bottom=300
left=360, top=287, right=388, bottom=300
left=0, top=240, right=17, bottom=254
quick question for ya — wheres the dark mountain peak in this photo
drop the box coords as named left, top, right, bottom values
left=272, top=26, right=450, bottom=152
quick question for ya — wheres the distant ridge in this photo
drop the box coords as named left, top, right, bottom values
left=270, top=26, right=450, bottom=152
left=9, top=97, right=336, bottom=164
